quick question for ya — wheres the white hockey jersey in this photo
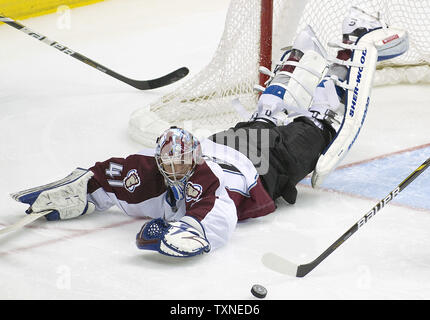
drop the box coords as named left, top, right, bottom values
left=87, top=139, right=275, bottom=250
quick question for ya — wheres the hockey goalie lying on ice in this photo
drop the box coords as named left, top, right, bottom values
left=10, top=7, right=408, bottom=258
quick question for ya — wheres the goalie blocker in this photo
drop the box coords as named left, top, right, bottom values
left=11, top=168, right=95, bottom=221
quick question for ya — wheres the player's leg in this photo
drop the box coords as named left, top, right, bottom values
left=263, top=7, right=409, bottom=193
left=310, top=6, right=409, bottom=187
left=210, top=25, right=333, bottom=189
left=252, top=25, right=329, bottom=125
left=210, top=26, right=332, bottom=203
left=258, top=117, right=333, bottom=204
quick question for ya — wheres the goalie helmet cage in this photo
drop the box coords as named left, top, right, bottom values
left=129, top=0, right=430, bottom=147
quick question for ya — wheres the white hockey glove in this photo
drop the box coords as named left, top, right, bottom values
left=11, top=168, right=95, bottom=221
left=136, top=216, right=211, bottom=257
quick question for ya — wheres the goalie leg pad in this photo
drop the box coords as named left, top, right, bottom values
left=252, top=25, right=328, bottom=124
left=311, top=27, right=408, bottom=188
left=11, top=168, right=95, bottom=220
left=136, top=216, right=211, bottom=257
left=279, top=50, right=328, bottom=111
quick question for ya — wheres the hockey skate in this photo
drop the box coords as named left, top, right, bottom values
left=310, top=6, right=409, bottom=188
left=341, top=6, right=409, bottom=61
left=251, top=25, right=329, bottom=125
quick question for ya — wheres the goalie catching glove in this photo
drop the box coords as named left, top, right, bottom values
left=136, top=216, right=211, bottom=257
left=10, top=168, right=95, bottom=221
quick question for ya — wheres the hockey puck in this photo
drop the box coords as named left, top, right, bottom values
left=251, top=284, right=267, bottom=299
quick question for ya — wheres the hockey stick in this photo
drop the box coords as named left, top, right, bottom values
left=262, top=156, right=430, bottom=277
left=0, top=15, right=189, bottom=90
left=0, top=210, right=53, bottom=236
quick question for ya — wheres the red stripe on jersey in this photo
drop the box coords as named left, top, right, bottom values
left=227, top=178, right=276, bottom=221
left=184, top=162, right=219, bottom=221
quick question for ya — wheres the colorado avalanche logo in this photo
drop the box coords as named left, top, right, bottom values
left=185, top=182, right=202, bottom=202
left=123, top=169, right=141, bottom=193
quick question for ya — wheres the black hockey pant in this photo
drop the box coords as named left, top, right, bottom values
left=210, top=117, right=334, bottom=204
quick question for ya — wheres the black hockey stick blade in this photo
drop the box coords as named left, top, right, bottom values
left=118, top=67, right=189, bottom=90
left=263, top=156, right=430, bottom=277
left=0, top=15, right=189, bottom=90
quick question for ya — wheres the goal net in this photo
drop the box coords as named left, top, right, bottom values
left=129, top=0, right=430, bottom=147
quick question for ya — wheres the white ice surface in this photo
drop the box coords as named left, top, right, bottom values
left=1, top=0, right=430, bottom=300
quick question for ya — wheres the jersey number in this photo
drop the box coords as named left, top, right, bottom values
left=106, top=162, right=124, bottom=187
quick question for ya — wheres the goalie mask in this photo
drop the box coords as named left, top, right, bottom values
left=155, top=127, right=203, bottom=201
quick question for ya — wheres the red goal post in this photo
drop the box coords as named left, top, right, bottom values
left=260, top=0, right=274, bottom=88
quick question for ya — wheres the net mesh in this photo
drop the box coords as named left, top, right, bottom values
left=295, top=0, right=430, bottom=85
left=129, top=0, right=430, bottom=147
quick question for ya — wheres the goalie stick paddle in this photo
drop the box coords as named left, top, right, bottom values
left=0, top=15, right=189, bottom=90
left=262, top=156, right=430, bottom=277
